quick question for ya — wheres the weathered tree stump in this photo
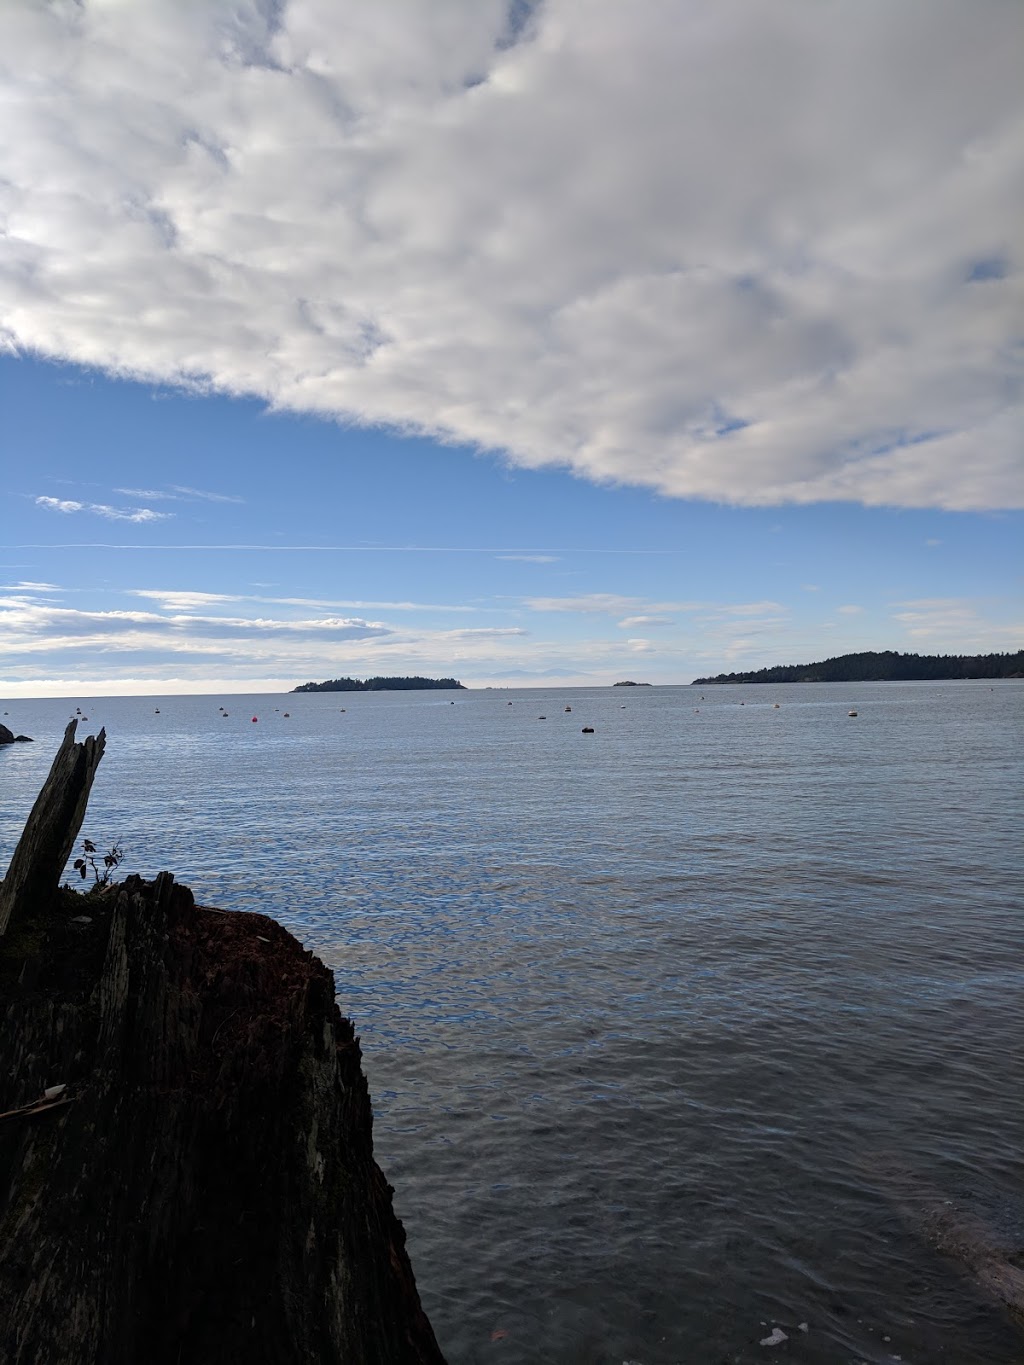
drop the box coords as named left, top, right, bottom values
left=0, top=734, right=447, bottom=1364
left=0, top=719, right=105, bottom=937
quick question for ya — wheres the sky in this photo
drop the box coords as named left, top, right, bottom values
left=1, top=0, right=1021, bottom=696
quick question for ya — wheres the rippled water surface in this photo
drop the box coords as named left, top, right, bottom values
left=2, top=683, right=1023, bottom=1363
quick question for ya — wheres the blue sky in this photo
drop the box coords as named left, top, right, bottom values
left=3, top=354, right=1019, bottom=695
left=1, top=2, right=1021, bottom=695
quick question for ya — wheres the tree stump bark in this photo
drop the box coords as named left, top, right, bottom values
left=0, top=719, right=106, bottom=938
left=0, top=733, right=447, bottom=1364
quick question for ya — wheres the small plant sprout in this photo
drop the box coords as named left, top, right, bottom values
left=72, top=838, right=125, bottom=889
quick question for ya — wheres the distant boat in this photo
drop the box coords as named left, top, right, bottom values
left=848, top=710, right=858, bottom=717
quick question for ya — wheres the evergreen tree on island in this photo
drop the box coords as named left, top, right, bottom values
left=691, top=649, right=1024, bottom=685
left=292, top=676, right=466, bottom=692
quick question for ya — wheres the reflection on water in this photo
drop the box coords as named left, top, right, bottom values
left=2, top=683, right=1023, bottom=1362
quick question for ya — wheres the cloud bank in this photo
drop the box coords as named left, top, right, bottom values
left=2, top=0, right=1022, bottom=509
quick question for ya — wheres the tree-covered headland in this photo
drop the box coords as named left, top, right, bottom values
left=692, top=650, right=1024, bottom=685
left=292, top=676, right=466, bottom=692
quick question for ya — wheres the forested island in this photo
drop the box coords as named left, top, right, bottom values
left=293, top=675, right=466, bottom=693
left=692, top=650, right=1024, bottom=685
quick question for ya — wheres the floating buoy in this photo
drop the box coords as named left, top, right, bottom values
left=283, top=712, right=290, bottom=717
left=773, top=703, right=780, bottom=709
left=251, top=716, right=258, bottom=723
left=582, top=726, right=595, bottom=733
left=538, top=715, right=547, bottom=720
left=848, top=710, right=858, bottom=717
left=565, top=706, right=571, bottom=712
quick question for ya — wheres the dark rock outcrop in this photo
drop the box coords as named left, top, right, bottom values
left=0, top=724, right=446, bottom=1364
left=0, top=872, right=446, bottom=1364
left=0, top=724, right=32, bottom=744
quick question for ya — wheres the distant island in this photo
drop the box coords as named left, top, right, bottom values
left=691, top=650, right=1024, bottom=685
left=613, top=680, right=652, bottom=687
left=292, top=676, right=466, bottom=693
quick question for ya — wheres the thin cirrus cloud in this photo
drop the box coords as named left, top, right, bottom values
left=114, top=486, right=245, bottom=503
left=1, top=1, right=1021, bottom=512
left=525, top=594, right=784, bottom=620
left=496, top=554, right=560, bottom=564
left=34, top=496, right=171, bottom=523
left=129, top=589, right=478, bottom=613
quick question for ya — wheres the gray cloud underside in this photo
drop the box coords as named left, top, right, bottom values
left=1, top=602, right=390, bottom=646
left=2, top=0, right=1022, bottom=510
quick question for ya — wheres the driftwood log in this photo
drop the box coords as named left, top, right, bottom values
left=0, top=731, right=446, bottom=1364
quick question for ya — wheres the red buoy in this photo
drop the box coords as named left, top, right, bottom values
left=251, top=716, right=258, bottom=722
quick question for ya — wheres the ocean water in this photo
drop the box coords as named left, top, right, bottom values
left=1, top=682, right=1022, bottom=1364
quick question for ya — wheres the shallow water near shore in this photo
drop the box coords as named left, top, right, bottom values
left=2, top=681, right=1022, bottom=1363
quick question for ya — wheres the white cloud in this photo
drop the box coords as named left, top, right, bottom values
left=617, top=614, right=673, bottom=628
left=436, top=626, right=528, bottom=639
left=889, top=596, right=1022, bottom=647
left=131, top=590, right=241, bottom=611
left=2, top=1, right=1021, bottom=510
left=35, top=495, right=171, bottom=523
left=838, top=604, right=864, bottom=614
left=698, top=600, right=786, bottom=619
left=526, top=593, right=645, bottom=615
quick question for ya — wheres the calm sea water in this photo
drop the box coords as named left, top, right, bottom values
left=2, top=682, right=1022, bottom=1364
